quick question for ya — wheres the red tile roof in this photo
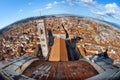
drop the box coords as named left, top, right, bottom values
left=49, top=38, right=68, bottom=61
left=23, top=60, right=98, bottom=80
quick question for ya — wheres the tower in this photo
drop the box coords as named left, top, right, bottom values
left=36, top=19, right=49, bottom=58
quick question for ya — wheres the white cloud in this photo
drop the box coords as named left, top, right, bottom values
left=63, top=0, right=120, bottom=20
left=18, top=9, right=23, bottom=13
left=28, top=2, right=32, bottom=5
left=80, top=0, right=95, bottom=5
left=46, top=3, right=52, bottom=7
left=66, top=0, right=75, bottom=5
left=105, top=3, right=118, bottom=15
left=45, top=1, right=59, bottom=10
left=53, top=1, right=58, bottom=5
left=92, top=11, right=105, bottom=16
left=33, top=3, right=53, bottom=13
left=45, top=6, right=52, bottom=9
left=61, top=1, right=65, bottom=3
left=92, top=3, right=120, bottom=19
left=46, top=3, right=52, bottom=9
left=33, top=1, right=60, bottom=13
left=64, top=0, right=96, bottom=6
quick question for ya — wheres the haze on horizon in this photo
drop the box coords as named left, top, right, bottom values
left=0, top=0, right=120, bottom=29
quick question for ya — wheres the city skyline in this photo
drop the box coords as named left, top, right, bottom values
left=0, top=0, right=120, bottom=29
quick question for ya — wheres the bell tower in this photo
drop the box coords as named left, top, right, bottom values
left=36, top=19, right=49, bottom=58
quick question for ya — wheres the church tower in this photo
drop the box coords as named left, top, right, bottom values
left=36, top=19, right=49, bottom=58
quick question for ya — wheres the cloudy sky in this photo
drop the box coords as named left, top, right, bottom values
left=0, top=0, right=120, bottom=29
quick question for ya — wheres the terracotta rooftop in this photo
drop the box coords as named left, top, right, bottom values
left=52, top=31, right=66, bottom=34
left=23, top=60, right=98, bottom=80
left=49, top=38, right=68, bottom=61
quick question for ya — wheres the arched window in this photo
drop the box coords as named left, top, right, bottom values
left=41, top=38, right=45, bottom=41
left=40, top=29, right=43, bottom=34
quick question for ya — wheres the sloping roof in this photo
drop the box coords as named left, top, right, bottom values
left=49, top=38, right=68, bottom=61
left=23, top=60, right=98, bottom=80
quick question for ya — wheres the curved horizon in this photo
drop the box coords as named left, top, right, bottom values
left=0, top=0, right=120, bottom=29
left=0, top=14, right=120, bottom=33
